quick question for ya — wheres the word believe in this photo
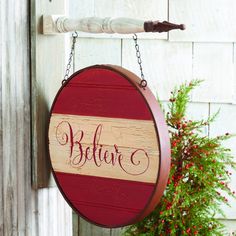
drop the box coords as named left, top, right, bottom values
left=55, top=121, right=150, bottom=176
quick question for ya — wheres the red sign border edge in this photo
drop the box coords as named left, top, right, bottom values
left=47, top=64, right=171, bottom=228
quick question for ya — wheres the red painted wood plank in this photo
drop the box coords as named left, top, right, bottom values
left=52, top=68, right=153, bottom=120
left=54, top=172, right=155, bottom=227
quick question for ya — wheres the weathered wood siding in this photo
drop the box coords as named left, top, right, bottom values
left=0, top=0, right=72, bottom=235
left=0, top=0, right=32, bottom=234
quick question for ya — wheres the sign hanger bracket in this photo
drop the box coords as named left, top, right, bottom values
left=42, top=15, right=185, bottom=35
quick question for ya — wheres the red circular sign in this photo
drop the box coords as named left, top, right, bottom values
left=48, top=65, right=170, bottom=227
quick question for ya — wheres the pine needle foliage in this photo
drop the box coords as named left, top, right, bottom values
left=124, top=80, right=236, bottom=236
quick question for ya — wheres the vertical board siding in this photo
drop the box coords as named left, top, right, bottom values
left=37, top=188, right=72, bottom=236
left=1, top=0, right=32, bottom=234
left=122, top=39, right=192, bottom=101
left=2, top=4, right=18, bottom=233
left=192, top=43, right=234, bottom=103
left=169, top=0, right=236, bottom=42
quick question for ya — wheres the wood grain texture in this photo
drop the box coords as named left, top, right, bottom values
left=169, top=0, right=236, bottom=42
left=1, top=0, right=32, bottom=234
left=192, top=43, right=234, bottom=103
left=122, top=39, right=192, bottom=101
left=49, top=114, right=159, bottom=183
left=37, top=188, right=72, bottom=236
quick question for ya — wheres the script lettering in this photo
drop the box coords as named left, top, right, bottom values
left=55, top=121, right=150, bottom=176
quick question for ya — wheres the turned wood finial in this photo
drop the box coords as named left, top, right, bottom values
left=144, top=20, right=186, bottom=33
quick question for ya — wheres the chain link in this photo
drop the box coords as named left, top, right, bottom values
left=62, top=32, right=146, bottom=88
left=62, top=31, right=78, bottom=84
left=133, top=34, right=147, bottom=88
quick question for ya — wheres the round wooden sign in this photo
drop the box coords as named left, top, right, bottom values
left=48, top=65, right=171, bottom=228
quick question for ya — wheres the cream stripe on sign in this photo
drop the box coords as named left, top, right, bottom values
left=49, top=114, right=160, bottom=183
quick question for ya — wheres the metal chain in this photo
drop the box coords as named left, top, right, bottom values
left=133, top=34, right=147, bottom=88
left=62, top=31, right=78, bottom=84
left=62, top=32, right=146, bottom=88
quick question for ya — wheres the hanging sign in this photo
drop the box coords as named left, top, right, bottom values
left=48, top=65, right=171, bottom=228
